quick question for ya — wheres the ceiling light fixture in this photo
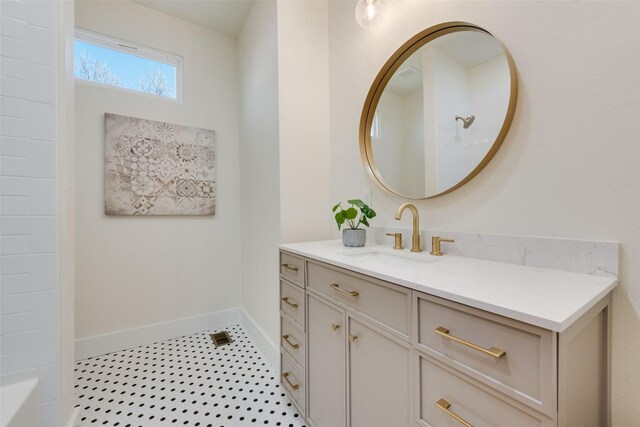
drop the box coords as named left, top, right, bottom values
left=355, top=0, right=386, bottom=29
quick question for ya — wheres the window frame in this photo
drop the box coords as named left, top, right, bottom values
left=74, top=28, right=183, bottom=101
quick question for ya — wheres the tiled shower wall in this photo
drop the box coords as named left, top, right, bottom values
left=0, top=0, right=60, bottom=424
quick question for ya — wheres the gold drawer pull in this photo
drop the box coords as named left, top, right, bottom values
left=331, top=323, right=341, bottom=331
left=282, top=334, right=300, bottom=349
left=348, top=334, right=358, bottom=343
left=282, top=372, right=300, bottom=391
left=281, top=263, right=299, bottom=272
left=281, top=297, right=299, bottom=308
left=436, top=399, right=473, bottom=427
left=330, top=283, right=359, bottom=297
left=435, top=327, right=506, bottom=359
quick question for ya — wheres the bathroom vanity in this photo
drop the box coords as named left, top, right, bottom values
left=278, top=23, right=617, bottom=426
left=278, top=241, right=617, bottom=427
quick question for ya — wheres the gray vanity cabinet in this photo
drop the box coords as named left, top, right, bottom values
left=418, top=355, right=551, bottom=427
left=306, top=292, right=346, bottom=427
left=281, top=252, right=413, bottom=427
left=348, top=315, right=412, bottom=427
left=279, top=252, right=307, bottom=416
left=306, top=258, right=413, bottom=427
left=279, top=250, right=611, bottom=427
left=305, top=281, right=411, bottom=427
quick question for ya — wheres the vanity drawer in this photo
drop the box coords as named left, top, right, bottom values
left=280, top=251, right=305, bottom=287
left=280, top=315, right=305, bottom=369
left=280, top=279, right=305, bottom=329
left=418, top=354, right=554, bottom=427
left=307, top=261, right=411, bottom=338
left=416, top=292, right=555, bottom=415
left=281, top=350, right=305, bottom=415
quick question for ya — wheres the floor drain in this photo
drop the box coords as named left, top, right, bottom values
left=210, top=331, right=233, bottom=347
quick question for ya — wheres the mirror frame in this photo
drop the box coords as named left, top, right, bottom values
left=359, top=22, right=518, bottom=200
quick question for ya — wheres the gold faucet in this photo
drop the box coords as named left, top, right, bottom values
left=386, top=233, right=403, bottom=250
left=430, top=236, right=455, bottom=256
left=395, top=203, right=421, bottom=252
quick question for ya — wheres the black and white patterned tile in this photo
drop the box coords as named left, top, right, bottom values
left=74, top=325, right=306, bottom=427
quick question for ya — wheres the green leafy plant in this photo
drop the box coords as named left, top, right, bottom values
left=332, top=199, right=377, bottom=230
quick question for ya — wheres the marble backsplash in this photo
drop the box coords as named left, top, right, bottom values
left=368, top=226, right=619, bottom=279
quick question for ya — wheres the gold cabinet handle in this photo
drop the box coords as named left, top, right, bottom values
left=282, top=334, right=300, bottom=349
left=282, top=372, right=300, bottom=391
left=436, top=399, right=473, bottom=427
left=348, top=334, right=358, bottom=343
left=330, top=283, right=359, bottom=297
left=281, top=263, right=299, bottom=272
left=281, top=297, right=299, bottom=308
left=331, top=323, right=341, bottom=331
left=435, top=327, right=506, bottom=359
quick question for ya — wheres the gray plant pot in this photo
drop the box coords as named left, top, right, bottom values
left=342, top=229, right=366, bottom=247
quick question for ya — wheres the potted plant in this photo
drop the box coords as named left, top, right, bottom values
left=332, top=199, right=376, bottom=247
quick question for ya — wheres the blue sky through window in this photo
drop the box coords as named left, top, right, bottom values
left=74, top=39, right=177, bottom=98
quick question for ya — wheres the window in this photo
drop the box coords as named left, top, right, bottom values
left=74, top=30, right=182, bottom=100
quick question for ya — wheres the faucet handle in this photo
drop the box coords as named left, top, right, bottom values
left=430, top=236, right=455, bottom=256
left=386, top=233, right=403, bottom=250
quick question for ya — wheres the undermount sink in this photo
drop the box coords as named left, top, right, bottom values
left=341, top=247, right=439, bottom=268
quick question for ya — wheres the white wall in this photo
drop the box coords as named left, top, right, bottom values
left=424, top=45, right=509, bottom=193
left=328, top=1, right=640, bottom=425
left=468, top=55, right=510, bottom=147
left=374, top=91, right=405, bottom=190
left=402, top=89, right=424, bottom=196
left=277, top=0, right=332, bottom=244
left=237, top=0, right=332, bottom=349
left=0, top=0, right=62, bottom=424
left=374, top=89, right=425, bottom=196
left=428, top=47, right=471, bottom=191
left=238, top=0, right=281, bottom=349
left=56, top=0, right=78, bottom=424
left=74, top=0, right=243, bottom=340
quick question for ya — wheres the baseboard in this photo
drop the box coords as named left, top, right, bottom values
left=66, top=407, right=80, bottom=427
left=74, top=307, right=280, bottom=372
left=75, top=308, right=242, bottom=360
left=239, top=309, right=279, bottom=372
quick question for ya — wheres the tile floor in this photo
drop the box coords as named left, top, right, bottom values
left=74, top=325, right=306, bottom=427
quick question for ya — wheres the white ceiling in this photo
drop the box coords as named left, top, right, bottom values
left=387, top=53, right=423, bottom=97
left=430, top=31, right=504, bottom=68
left=133, top=0, right=255, bottom=37
left=385, top=31, right=505, bottom=97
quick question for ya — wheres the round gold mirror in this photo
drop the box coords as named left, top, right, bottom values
left=359, top=22, right=518, bottom=199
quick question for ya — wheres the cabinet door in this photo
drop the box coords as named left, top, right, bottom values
left=348, top=315, right=411, bottom=427
left=307, top=293, right=346, bottom=427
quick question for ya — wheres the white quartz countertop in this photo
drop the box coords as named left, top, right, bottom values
left=279, top=240, right=618, bottom=332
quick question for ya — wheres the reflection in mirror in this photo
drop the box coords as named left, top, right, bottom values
left=364, top=26, right=516, bottom=199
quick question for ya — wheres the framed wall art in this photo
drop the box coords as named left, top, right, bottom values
left=104, top=113, right=216, bottom=216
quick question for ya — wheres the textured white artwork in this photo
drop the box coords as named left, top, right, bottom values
left=104, top=113, right=216, bottom=215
